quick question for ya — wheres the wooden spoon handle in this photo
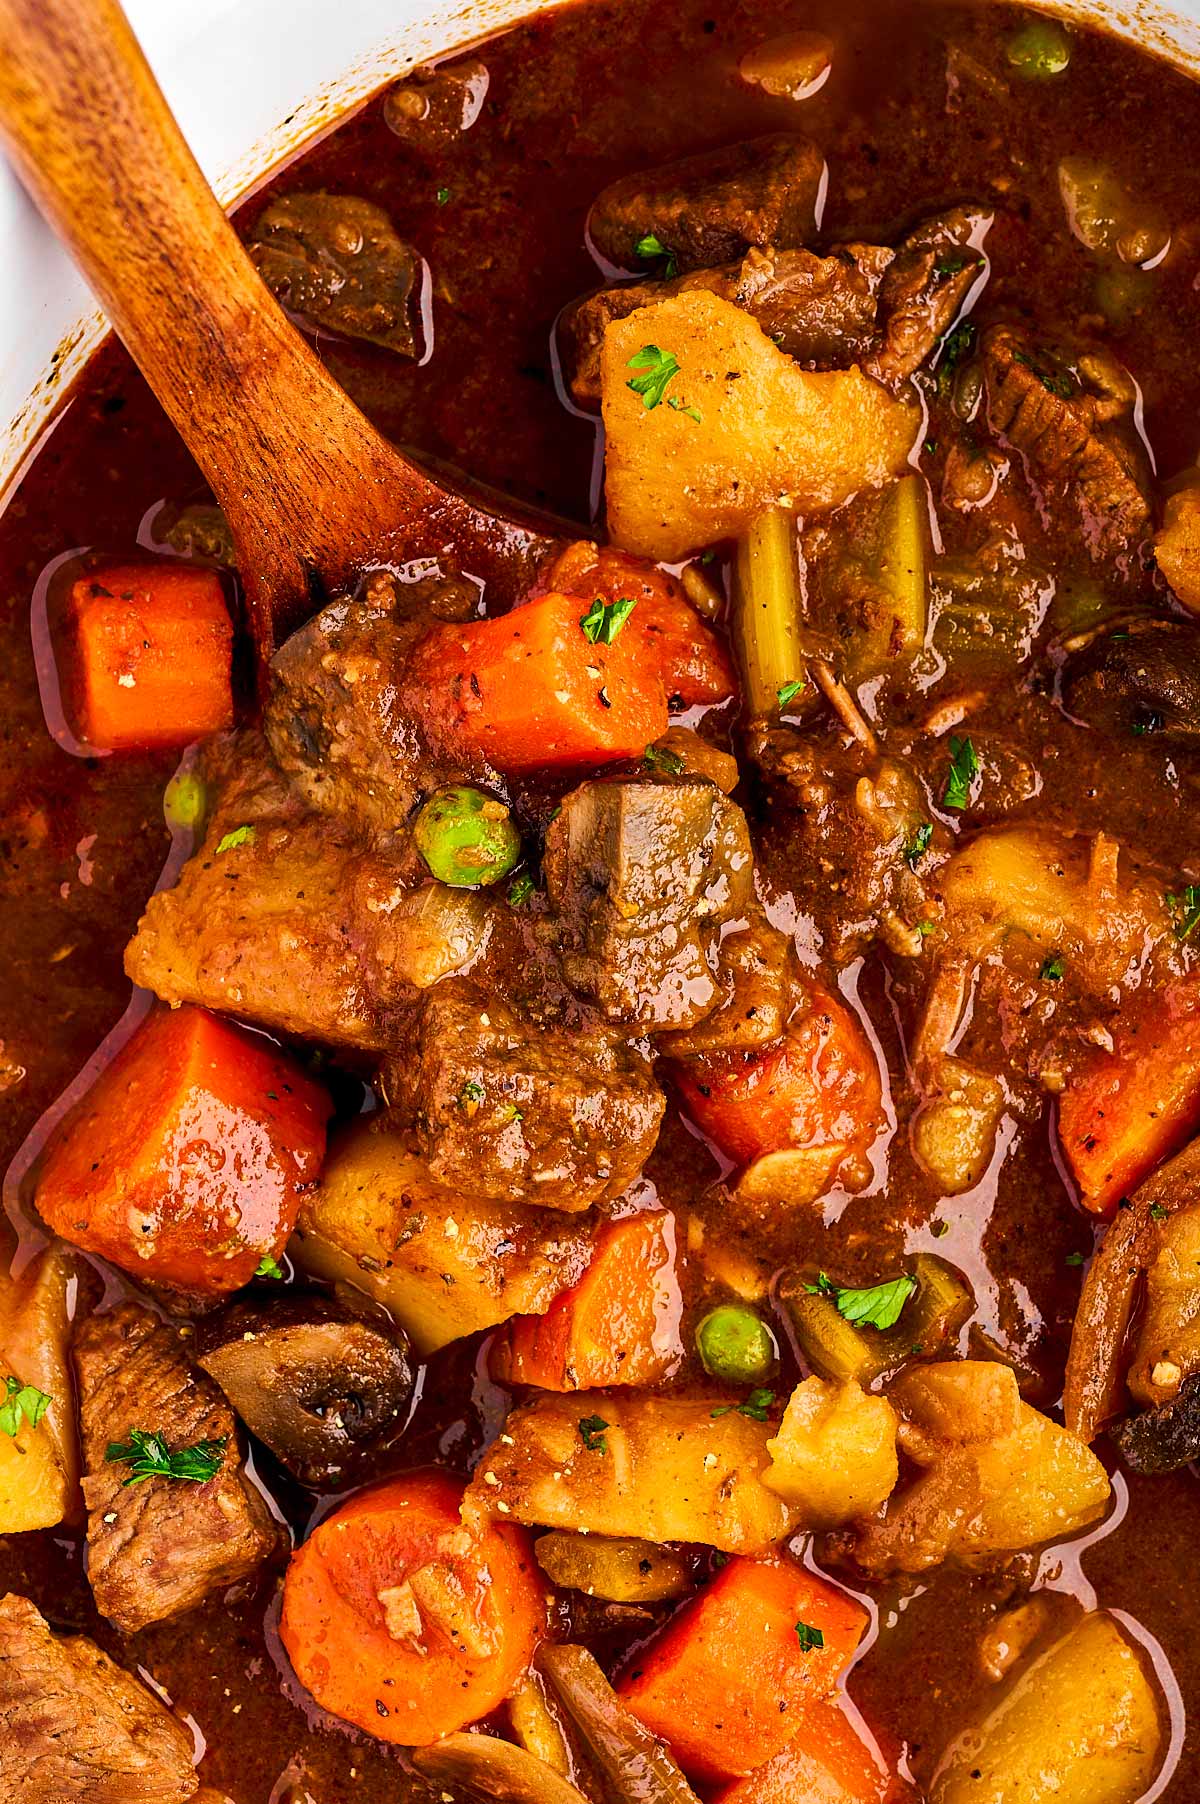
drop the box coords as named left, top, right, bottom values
left=0, top=0, right=547, bottom=655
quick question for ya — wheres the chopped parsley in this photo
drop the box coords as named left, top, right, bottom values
left=0, top=1376, right=51, bottom=1440
left=635, top=232, right=679, bottom=279
left=794, top=1620, right=825, bottom=1653
left=1013, top=348, right=1075, bottom=399
left=1040, top=953, right=1066, bottom=982
left=255, top=1254, right=284, bottom=1280
left=1149, top=1202, right=1169, bottom=1223
left=1132, top=710, right=1164, bottom=736
left=580, top=594, right=638, bottom=645
left=216, top=824, right=256, bottom=854
left=1167, top=885, right=1200, bottom=941
left=105, top=1428, right=227, bottom=1486
left=508, top=873, right=535, bottom=908
left=936, top=320, right=977, bottom=396
left=806, top=1271, right=917, bottom=1332
left=578, top=1414, right=609, bottom=1454
left=905, top=821, right=933, bottom=868
left=777, top=678, right=806, bottom=708
left=935, top=251, right=970, bottom=278
left=1065, top=1251, right=1085, bottom=1267
left=436, top=186, right=452, bottom=206
left=458, top=1079, right=485, bottom=1113
left=667, top=395, right=702, bottom=423
left=712, top=1387, right=775, bottom=1422
left=644, top=743, right=686, bottom=776
left=627, top=344, right=682, bottom=410
left=942, top=735, right=979, bottom=812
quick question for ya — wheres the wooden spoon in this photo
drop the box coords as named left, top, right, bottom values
left=0, top=0, right=564, bottom=670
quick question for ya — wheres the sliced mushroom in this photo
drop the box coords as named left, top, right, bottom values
left=1061, top=616, right=1200, bottom=741
left=411, top=1732, right=590, bottom=1804
left=1111, top=1374, right=1200, bottom=1473
left=192, top=1292, right=412, bottom=1487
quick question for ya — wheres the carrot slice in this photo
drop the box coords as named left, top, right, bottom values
left=410, top=590, right=668, bottom=774
left=670, top=975, right=882, bottom=1168
left=35, top=1004, right=330, bottom=1295
left=65, top=560, right=234, bottom=751
left=547, top=541, right=736, bottom=707
left=617, top=1555, right=868, bottom=1782
left=1059, top=969, right=1200, bottom=1215
left=490, top=1212, right=683, bottom=1390
left=280, top=1468, right=545, bottom=1745
left=711, top=1698, right=893, bottom=1804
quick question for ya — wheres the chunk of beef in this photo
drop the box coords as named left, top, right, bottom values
left=382, top=979, right=664, bottom=1210
left=247, top=191, right=423, bottom=356
left=559, top=243, right=888, bottom=410
left=0, top=1593, right=197, bottom=1801
left=864, top=206, right=988, bottom=389
left=750, top=728, right=933, bottom=963
left=383, top=57, right=490, bottom=148
left=982, top=323, right=1154, bottom=561
left=126, top=735, right=490, bottom=1051
left=588, top=135, right=825, bottom=273
left=543, top=777, right=756, bottom=1030
left=266, top=569, right=477, bottom=828
left=1061, top=615, right=1200, bottom=740
left=74, top=1303, right=284, bottom=1635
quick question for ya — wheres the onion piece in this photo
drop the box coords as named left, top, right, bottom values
left=538, top=1644, right=702, bottom=1804
left=410, top=1732, right=590, bottom=1803
left=1063, top=1202, right=1152, bottom=1443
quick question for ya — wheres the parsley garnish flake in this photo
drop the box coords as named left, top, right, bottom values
left=795, top=1620, right=825, bottom=1652
left=806, top=1271, right=917, bottom=1332
left=579, top=1414, right=609, bottom=1454
left=216, top=824, right=255, bottom=854
left=105, top=1428, right=227, bottom=1486
left=942, top=735, right=979, bottom=811
left=0, top=1375, right=51, bottom=1440
left=627, top=344, right=682, bottom=410
left=777, top=679, right=806, bottom=708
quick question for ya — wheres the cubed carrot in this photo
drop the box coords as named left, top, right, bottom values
left=670, top=973, right=883, bottom=1168
left=617, top=1555, right=868, bottom=1782
left=36, top=1004, right=331, bottom=1295
left=65, top=560, right=234, bottom=751
left=490, top=1212, right=683, bottom=1389
left=1059, top=970, right=1200, bottom=1214
left=546, top=540, right=736, bottom=707
left=711, top=1698, right=893, bottom=1804
left=409, top=590, right=668, bottom=774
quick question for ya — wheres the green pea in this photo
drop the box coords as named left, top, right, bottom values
left=696, top=1304, right=777, bottom=1385
left=1005, top=16, right=1071, bottom=79
left=163, top=767, right=207, bottom=832
left=414, top=785, right=521, bottom=888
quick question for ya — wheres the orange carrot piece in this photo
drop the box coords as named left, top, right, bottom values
left=65, top=560, right=234, bottom=751
left=280, top=1468, right=545, bottom=1745
left=410, top=590, right=668, bottom=774
left=35, top=1004, right=330, bottom=1295
left=490, top=1212, right=683, bottom=1389
left=711, top=1698, right=893, bottom=1804
left=1059, top=970, right=1200, bottom=1215
left=617, top=1556, right=868, bottom=1782
left=547, top=540, right=736, bottom=707
left=670, top=974, right=883, bottom=1168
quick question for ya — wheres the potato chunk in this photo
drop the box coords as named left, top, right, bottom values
left=467, top=1391, right=801, bottom=1554
left=850, top=1362, right=1110, bottom=1574
left=291, top=1121, right=594, bottom=1354
left=601, top=291, right=917, bottom=560
left=1156, top=482, right=1200, bottom=613
left=932, top=1612, right=1163, bottom=1804
left=0, top=1243, right=82, bottom=1532
left=764, top=1377, right=898, bottom=1525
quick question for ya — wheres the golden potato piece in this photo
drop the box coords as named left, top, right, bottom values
left=534, top=1531, right=689, bottom=1602
left=1156, top=482, right=1200, bottom=613
left=0, top=1242, right=82, bottom=1533
left=764, top=1377, right=899, bottom=1525
left=932, top=1612, right=1163, bottom=1804
left=601, top=290, right=917, bottom=560
left=291, top=1120, right=594, bottom=1355
left=468, top=1390, right=801, bottom=1554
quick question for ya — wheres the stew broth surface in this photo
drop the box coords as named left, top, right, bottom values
left=1, top=0, right=1198, bottom=1797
